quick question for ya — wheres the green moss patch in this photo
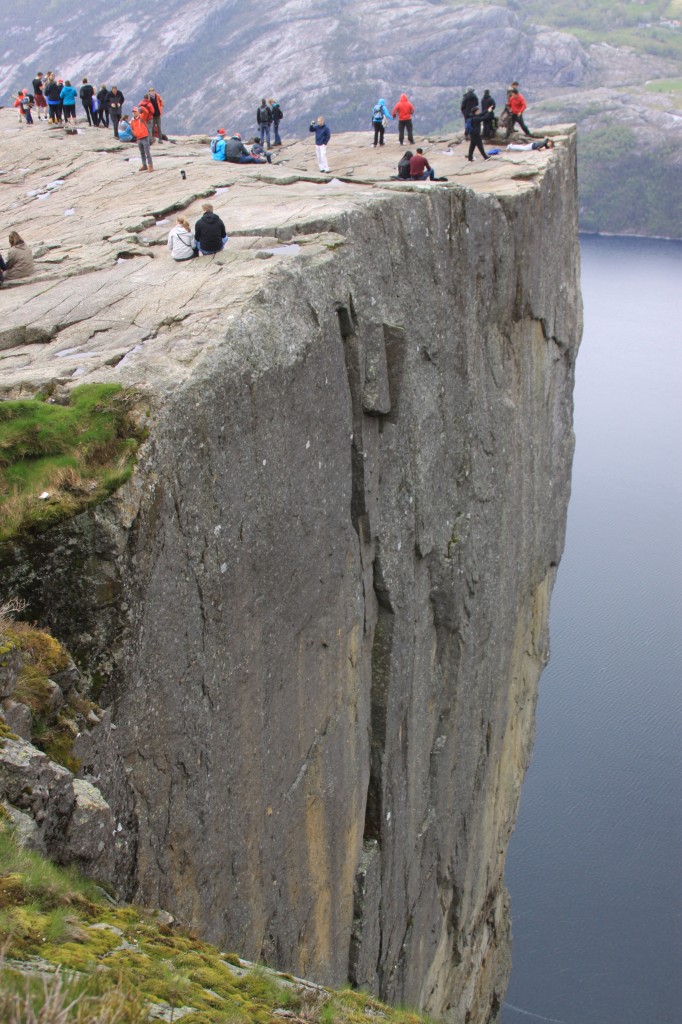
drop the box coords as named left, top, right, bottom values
left=0, top=822, right=431, bottom=1024
left=0, top=383, right=143, bottom=542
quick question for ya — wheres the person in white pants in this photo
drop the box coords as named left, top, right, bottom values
left=309, top=115, right=331, bottom=172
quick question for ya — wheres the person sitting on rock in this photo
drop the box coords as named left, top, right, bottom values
left=1, top=231, right=35, bottom=281
left=194, top=203, right=228, bottom=255
left=396, top=150, right=413, bottom=179
left=250, top=137, right=272, bottom=163
left=167, top=216, right=198, bottom=261
left=211, top=128, right=228, bottom=160
left=506, top=138, right=554, bottom=152
left=118, top=115, right=133, bottom=142
left=465, top=107, right=493, bottom=161
left=223, top=133, right=266, bottom=164
left=409, top=148, right=435, bottom=181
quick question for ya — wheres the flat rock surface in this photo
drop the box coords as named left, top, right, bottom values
left=0, top=113, right=573, bottom=395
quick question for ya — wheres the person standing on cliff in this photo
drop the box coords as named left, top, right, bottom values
left=130, top=107, right=154, bottom=172
left=460, top=86, right=479, bottom=140
left=309, top=116, right=331, bottom=172
left=270, top=98, right=283, bottom=146
left=257, top=98, right=273, bottom=148
left=392, top=93, right=415, bottom=145
left=505, top=87, right=533, bottom=139
left=80, top=79, right=95, bottom=126
left=148, top=88, right=165, bottom=143
left=465, top=107, right=493, bottom=161
left=371, top=98, right=393, bottom=147
left=32, top=73, right=47, bottom=119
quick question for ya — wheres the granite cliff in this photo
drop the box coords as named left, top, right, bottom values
left=0, top=117, right=582, bottom=1024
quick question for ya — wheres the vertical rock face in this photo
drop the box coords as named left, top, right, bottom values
left=1, top=138, right=581, bottom=1023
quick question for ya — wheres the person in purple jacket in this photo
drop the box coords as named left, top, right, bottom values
left=309, top=116, right=331, bottom=172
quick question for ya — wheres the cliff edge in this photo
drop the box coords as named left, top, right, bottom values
left=0, top=120, right=582, bottom=1024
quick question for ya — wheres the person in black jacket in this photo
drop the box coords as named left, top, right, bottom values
left=465, top=107, right=493, bottom=162
left=460, top=87, right=479, bottom=140
left=194, top=203, right=228, bottom=255
left=480, top=89, right=496, bottom=139
left=397, top=150, right=413, bottom=179
left=96, top=85, right=109, bottom=128
left=256, top=99, right=273, bottom=148
left=45, top=77, right=63, bottom=123
left=80, top=79, right=95, bottom=125
left=107, top=86, right=125, bottom=138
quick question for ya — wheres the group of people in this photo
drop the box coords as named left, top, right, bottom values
left=14, top=72, right=166, bottom=145
left=459, top=82, right=536, bottom=161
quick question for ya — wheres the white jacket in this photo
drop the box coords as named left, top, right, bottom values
left=167, top=225, right=197, bottom=261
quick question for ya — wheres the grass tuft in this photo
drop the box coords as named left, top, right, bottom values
left=0, top=384, right=144, bottom=542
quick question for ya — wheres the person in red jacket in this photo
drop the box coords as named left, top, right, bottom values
left=505, top=87, right=532, bottom=139
left=148, top=88, right=164, bottom=143
left=131, top=107, right=154, bottom=172
left=392, top=93, right=415, bottom=146
left=409, top=148, right=435, bottom=181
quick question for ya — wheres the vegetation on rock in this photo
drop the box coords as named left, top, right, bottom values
left=0, top=822, right=429, bottom=1024
left=0, top=384, right=143, bottom=543
left=0, top=608, right=97, bottom=771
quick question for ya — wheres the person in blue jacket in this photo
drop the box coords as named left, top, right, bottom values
left=210, top=128, right=227, bottom=160
left=371, top=98, right=393, bottom=147
left=60, top=80, right=78, bottom=122
left=309, top=116, right=331, bottom=172
left=118, top=116, right=133, bottom=141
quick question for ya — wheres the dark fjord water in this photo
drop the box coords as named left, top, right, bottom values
left=501, top=235, right=682, bottom=1024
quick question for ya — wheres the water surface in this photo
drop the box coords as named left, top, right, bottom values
left=502, top=235, right=682, bottom=1024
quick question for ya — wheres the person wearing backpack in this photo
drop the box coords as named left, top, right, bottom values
left=391, top=93, right=415, bottom=145
left=371, top=98, right=393, bottom=147
left=257, top=99, right=273, bottom=148
left=465, top=107, right=493, bottom=162
left=210, top=128, right=228, bottom=160
left=460, top=87, right=479, bottom=140
left=130, top=108, right=154, bottom=171
left=270, top=99, right=283, bottom=145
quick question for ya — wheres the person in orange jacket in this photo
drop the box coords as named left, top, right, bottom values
left=505, top=87, right=532, bottom=139
left=148, top=87, right=165, bottom=143
left=392, top=93, right=415, bottom=146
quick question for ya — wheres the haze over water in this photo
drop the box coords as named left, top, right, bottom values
left=502, top=235, right=682, bottom=1024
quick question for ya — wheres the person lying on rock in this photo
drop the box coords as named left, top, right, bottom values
left=223, top=133, right=267, bottom=164
left=194, top=203, right=228, bottom=255
left=506, top=138, right=554, bottom=152
left=1, top=231, right=34, bottom=281
left=167, top=216, right=198, bottom=261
